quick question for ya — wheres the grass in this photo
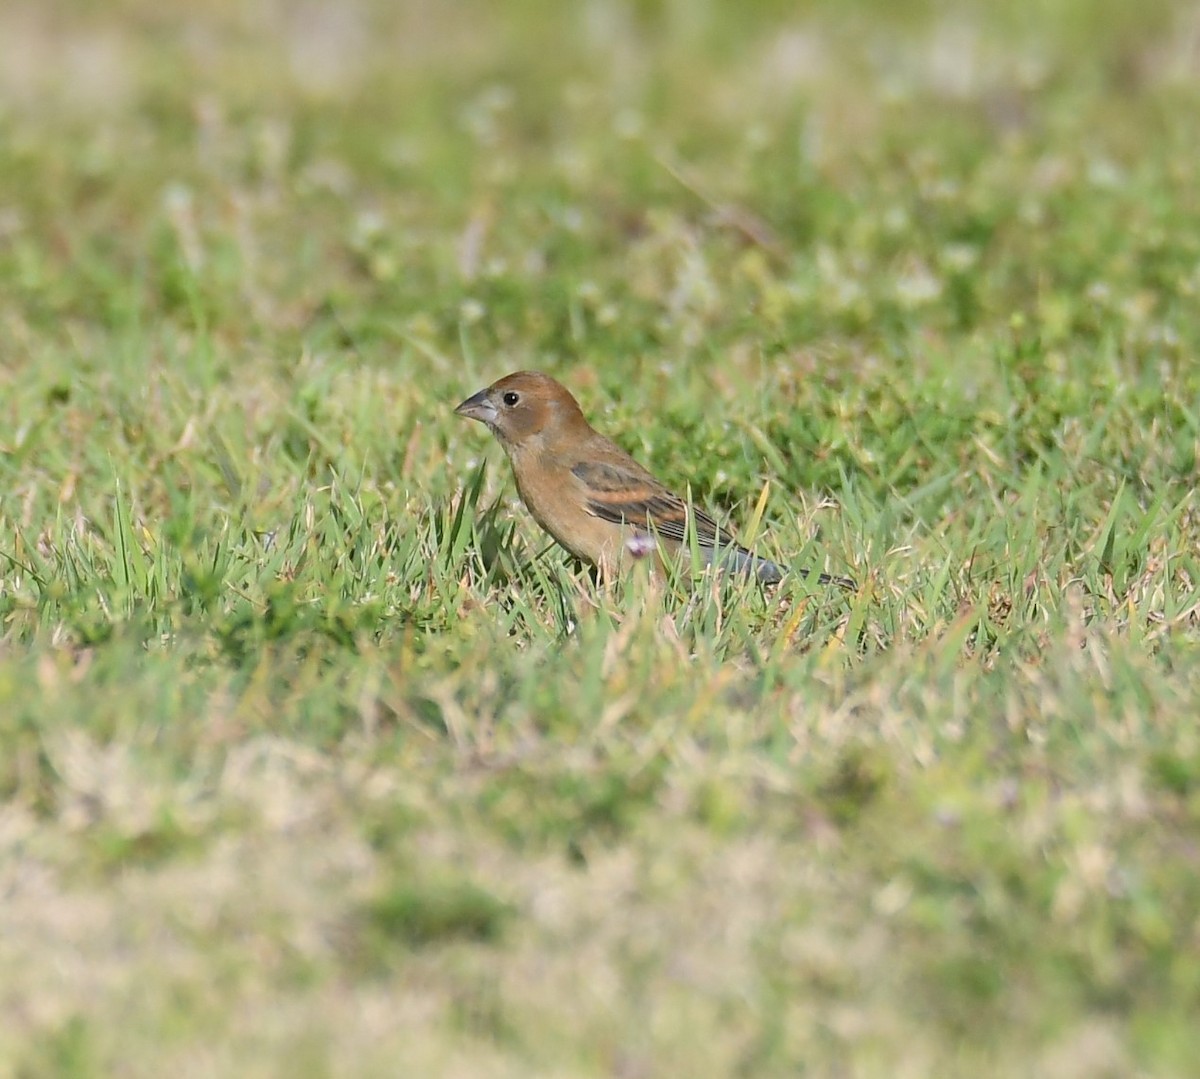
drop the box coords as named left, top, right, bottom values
left=2, top=0, right=1200, bottom=1074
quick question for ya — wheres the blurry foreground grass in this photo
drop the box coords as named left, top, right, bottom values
left=2, top=0, right=1200, bottom=1075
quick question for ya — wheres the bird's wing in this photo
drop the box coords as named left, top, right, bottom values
left=570, top=459, right=739, bottom=549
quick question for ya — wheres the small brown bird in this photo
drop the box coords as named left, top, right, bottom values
left=455, top=371, right=852, bottom=587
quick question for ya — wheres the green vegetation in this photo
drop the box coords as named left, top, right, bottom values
left=2, top=0, right=1199, bottom=1074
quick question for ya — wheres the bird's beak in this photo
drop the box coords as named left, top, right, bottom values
left=454, top=388, right=497, bottom=426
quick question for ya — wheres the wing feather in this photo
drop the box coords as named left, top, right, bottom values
left=571, top=460, right=740, bottom=548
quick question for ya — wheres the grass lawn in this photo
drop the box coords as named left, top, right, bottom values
left=2, top=0, right=1199, bottom=1074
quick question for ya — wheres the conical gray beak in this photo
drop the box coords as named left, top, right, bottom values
left=454, top=388, right=497, bottom=425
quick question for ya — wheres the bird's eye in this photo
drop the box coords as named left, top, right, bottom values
left=502, top=391, right=520, bottom=407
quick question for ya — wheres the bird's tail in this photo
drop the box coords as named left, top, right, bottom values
left=709, top=545, right=855, bottom=589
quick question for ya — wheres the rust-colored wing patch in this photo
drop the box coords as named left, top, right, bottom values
left=571, top=460, right=739, bottom=548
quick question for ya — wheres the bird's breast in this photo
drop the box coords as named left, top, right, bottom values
left=508, top=450, right=628, bottom=569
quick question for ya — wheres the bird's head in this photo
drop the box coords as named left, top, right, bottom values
left=454, top=370, right=586, bottom=450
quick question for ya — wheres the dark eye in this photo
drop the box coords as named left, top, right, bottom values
left=502, top=391, right=520, bottom=407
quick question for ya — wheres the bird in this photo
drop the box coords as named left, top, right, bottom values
left=454, top=370, right=853, bottom=588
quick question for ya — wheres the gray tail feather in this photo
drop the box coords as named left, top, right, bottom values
left=800, top=567, right=857, bottom=590
left=705, top=546, right=855, bottom=589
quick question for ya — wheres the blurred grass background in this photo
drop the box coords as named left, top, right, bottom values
left=2, top=0, right=1200, bottom=1075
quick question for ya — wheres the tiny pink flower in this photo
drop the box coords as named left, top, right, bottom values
left=625, top=533, right=656, bottom=560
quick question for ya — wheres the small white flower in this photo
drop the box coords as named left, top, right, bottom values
left=459, top=299, right=486, bottom=324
